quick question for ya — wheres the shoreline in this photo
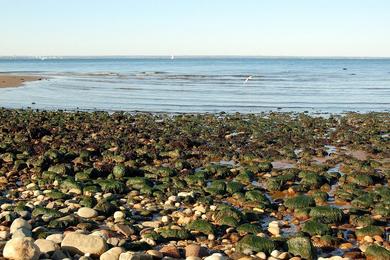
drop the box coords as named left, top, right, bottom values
left=0, top=74, right=43, bottom=88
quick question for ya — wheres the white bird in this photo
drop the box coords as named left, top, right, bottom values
left=244, top=75, right=253, bottom=84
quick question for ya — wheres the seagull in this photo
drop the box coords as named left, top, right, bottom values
left=244, top=75, right=253, bottom=84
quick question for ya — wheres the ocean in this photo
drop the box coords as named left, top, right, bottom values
left=0, top=57, right=389, bottom=114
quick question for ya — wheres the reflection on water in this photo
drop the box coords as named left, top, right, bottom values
left=0, top=57, right=390, bottom=113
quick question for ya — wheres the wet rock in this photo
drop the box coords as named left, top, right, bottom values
left=3, top=237, right=41, bottom=260
left=61, top=232, right=107, bottom=256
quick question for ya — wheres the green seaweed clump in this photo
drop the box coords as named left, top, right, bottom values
left=287, top=236, right=316, bottom=260
left=284, top=195, right=315, bottom=209
left=309, top=206, right=344, bottom=224
left=236, top=235, right=275, bottom=254
left=187, top=219, right=215, bottom=235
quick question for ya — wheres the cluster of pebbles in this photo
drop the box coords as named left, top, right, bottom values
left=0, top=109, right=389, bottom=260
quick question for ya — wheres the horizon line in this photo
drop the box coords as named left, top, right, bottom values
left=1, top=54, right=390, bottom=59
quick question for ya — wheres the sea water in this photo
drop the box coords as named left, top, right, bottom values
left=0, top=57, right=389, bottom=113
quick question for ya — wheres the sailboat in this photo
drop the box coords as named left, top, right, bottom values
left=170, top=55, right=175, bottom=60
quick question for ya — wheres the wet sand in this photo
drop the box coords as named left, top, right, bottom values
left=0, top=75, right=43, bottom=88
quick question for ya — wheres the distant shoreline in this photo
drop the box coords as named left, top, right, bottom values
left=0, top=75, right=43, bottom=88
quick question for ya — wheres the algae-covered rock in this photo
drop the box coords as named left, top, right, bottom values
left=365, top=245, right=390, bottom=260
left=187, top=219, right=215, bottom=235
left=284, top=195, right=315, bottom=209
left=236, top=223, right=263, bottom=235
left=236, top=234, right=275, bottom=254
left=355, top=225, right=384, bottom=238
left=287, top=236, right=316, bottom=260
left=301, top=220, right=331, bottom=236
left=309, top=206, right=344, bottom=224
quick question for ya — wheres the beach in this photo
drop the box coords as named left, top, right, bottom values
left=0, top=75, right=43, bottom=88
left=0, top=109, right=389, bottom=259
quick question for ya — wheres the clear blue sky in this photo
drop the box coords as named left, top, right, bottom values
left=1, top=0, right=389, bottom=57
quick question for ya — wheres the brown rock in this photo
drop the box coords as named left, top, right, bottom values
left=185, top=244, right=208, bottom=257
left=160, top=245, right=181, bottom=258
left=114, top=224, right=135, bottom=237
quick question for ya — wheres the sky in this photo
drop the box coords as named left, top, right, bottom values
left=1, top=0, right=390, bottom=57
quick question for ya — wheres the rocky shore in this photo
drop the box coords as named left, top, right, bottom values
left=0, top=109, right=389, bottom=260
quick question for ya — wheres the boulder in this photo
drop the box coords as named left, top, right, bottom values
left=3, top=237, right=40, bottom=260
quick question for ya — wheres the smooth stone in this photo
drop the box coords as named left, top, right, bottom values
left=10, top=218, right=31, bottom=234
left=142, top=221, right=161, bottom=228
left=114, top=224, right=135, bottom=237
left=114, top=211, right=125, bottom=220
left=3, top=237, right=41, bottom=260
left=46, top=234, right=64, bottom=244
left=100, top=247, right=125, bottom=260
left=0, top=230, right=10, bottom=240
left=119, top=252, right=154, bottom=260
left=204, top=253, right=227, bottom=260
left=35, top=239, right=59, bottom=254
left=186, top=257, right=201, bottom=260
left=77, top=207, right=98, bottom=219
left=61, top=232, right=107, bottom=256
left=256, top=252, right=267, bottom=260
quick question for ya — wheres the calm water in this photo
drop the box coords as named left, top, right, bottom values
left=0, top=57, right=389, bottom=113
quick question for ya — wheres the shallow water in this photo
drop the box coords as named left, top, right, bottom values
left=1, top=57, right=390, bottom=113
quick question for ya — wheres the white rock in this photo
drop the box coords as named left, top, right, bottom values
left=267, top=221, right=280, bottom=236
left=46, top=233, right=64, bottom=244
left=35, top=239, right=59, bottom=253
left=114, top=211, right=125, bottom=220
left=100, top=247, right=124, bottom=260
left=77, top=207, right=98, bottom=219
left=3, top=237, right=41, bottom=260
left=10, top=218, right=32, bottom=234
left=204, top=253, right=227, bottom=260
left=270, top=249, right=280, bottom=258
left=61, top=232, right=107, bottom=256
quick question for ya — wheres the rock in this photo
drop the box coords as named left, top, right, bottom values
left=10, top=218, right=31, bottom=234
left=204, top=253, right=227, bottom=260
left=35, top=239, right=59, bottom=254
left=287, top=237, right=316, bottom=260
left=61, top=232, right=107, bottom=256
left=3, top=237, right=40, bottom=260
left=119, top=251, right=154, bottom=260
left=12, top=227, right=32, bottom=238
left=268, top=221, right=280, bottom=236
left=236, top=235, right=275, bottom=255
left=160, top=245, right=181, bottom=258
left=100, top=247, right=124, bottom=260
left=147, top=249, right=163, bottom=258
left=271, top=250, right=281, bottom=258
left=142, top=221, right=161, bottom=228
left=51, top=249, right=68, bottom=260
left=365, top=245, right=390, bottom=260
left=185, top=244, right=208, bottom=257
left=46, top=234, right=64, bottom=244
left=0, top=230, right=9, bottom=240
left=77, top=207, right=98, bottom=218
left=114, top=211, right=125, bottom=220
left=278, top=252, right=289, bottom=259
left=255, top=252, right=266, bottom=260
left=186, top=257, right=201, bottom=260
left=114, top=224, right=135, bottom=237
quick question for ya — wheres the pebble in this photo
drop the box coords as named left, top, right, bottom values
left=267, top=221, right=280, bottom=236
left=119, top=252, right=153, bottom=260
left=185, top=244, right=207, bottom=257
left=3, top=237, right=41, bottom=260
left=77, top=207, right=98, bottom=219
left=160, top=245, right=181, bottom=258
